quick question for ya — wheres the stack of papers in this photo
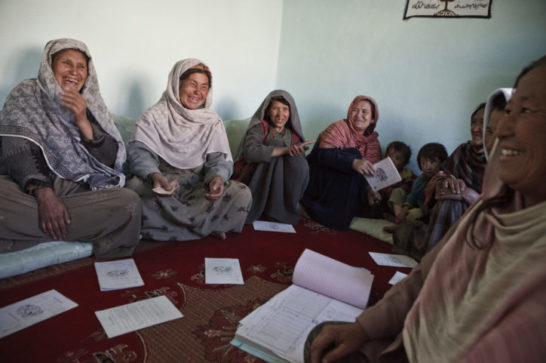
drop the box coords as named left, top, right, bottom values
left=231, top=249, right=374, bottom=363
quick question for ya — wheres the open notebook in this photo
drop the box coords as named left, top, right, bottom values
left=231, top=249, right=374, bottom=363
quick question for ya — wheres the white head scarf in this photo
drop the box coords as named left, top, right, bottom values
left=483, top=88, right=513, bottom=160
left=131, top=58, right=232, bottom=169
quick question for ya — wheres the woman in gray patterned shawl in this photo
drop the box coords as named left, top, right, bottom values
left=0, top=38, right=141, bottom=258
left=127, top=58, right=251, bottom=241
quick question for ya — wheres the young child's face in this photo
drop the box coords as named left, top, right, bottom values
left=386, top=149, right=406, bottom=172
left=419, top=157, right=441, bottom=176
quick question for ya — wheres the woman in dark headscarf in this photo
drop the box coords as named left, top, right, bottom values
left=128, top=58, right=251, bottom=241
left=302, top=95, right=381, bottom=230
left=233, top=90, right=313, bottom=224
left=0, top=38, right=141, bottom=258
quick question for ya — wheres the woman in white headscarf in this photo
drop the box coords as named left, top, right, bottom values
left=128, top=58, right=251, bottom=241
left=0, top=38, right=141, bottom=258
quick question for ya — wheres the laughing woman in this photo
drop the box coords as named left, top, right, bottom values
left=0, top=38, right=141, bottom=258
left=233, top=90, right=313, bottom=224
left=127, top=59, right=251, bottom=241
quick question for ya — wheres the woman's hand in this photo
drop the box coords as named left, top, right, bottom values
left=151, top=173, right=171, bottom=190
left=288, top=140, right=315, bottom=157
left=34, top=186, right=71, bottom=240
left=309, top=322, right=369, bottom=363
left=206, top=176, right=224, bottom=201
left=150, top=173, right=178, bottom=196
left=61, top=88, right=93, bottom=140
left=352, top=158, right=375, bottom=177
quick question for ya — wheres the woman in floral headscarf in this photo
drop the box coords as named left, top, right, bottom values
left=128, top=58, right=251, bottom=241
left=302, top=95, right=381, bottom=230
left=0, top=38, right=141, bottom=258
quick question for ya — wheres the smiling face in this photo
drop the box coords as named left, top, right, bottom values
left=179, top=72, right=210, bottom=110
left=497, top=63, right=546, bottom=206
left=267, top=99, right=290, bottom=132
left=470, top=106, right=485, bottom=148
left=349, top=100, right=373, bottom=134
left=52, top=49, right=88, bottom=92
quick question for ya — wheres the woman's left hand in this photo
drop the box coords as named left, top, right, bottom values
left=61, top=88, right=93, bottom=140
left=206, top=176, right=225, bottom=201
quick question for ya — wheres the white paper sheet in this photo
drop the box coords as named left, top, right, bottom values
left=204, top=258, right=244, bottom=285
left=388, top=271, right=409, bottom=285
left=0, top=289, right=78, bottom=338
left=94, top=258, right=145, bottom=291
left=94, top=295, right=183, bottom=338
left=252, top=221, right=296, bottom=233
left=152, top=180, right=179, bottom=196
left=369, top=252, right=418, bottom=268
left=364, top=157, right=402, bottom=192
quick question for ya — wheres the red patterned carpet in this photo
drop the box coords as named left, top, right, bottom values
left=0, top=218, right=408, bottom=363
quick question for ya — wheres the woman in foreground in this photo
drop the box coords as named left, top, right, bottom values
left=306, top=55, right=546, bottom=363
left=128, top=58, right=251, bottom=241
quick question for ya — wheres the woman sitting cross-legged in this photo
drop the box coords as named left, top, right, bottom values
left=0, top=38, right=141, bottom=258
left=127, top=58, right=251, bottom=241
left=305, top=55, right=546, bottom=363
left=233, top=90, right=313, bottom=224
left=302, top=95, right=381, bottom=230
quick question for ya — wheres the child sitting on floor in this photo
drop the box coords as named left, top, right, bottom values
left=367, top=141, right=415, bottom=219
left=388, top=142, right=448, bottom=226
left=381, top=141, right=415, bottom=203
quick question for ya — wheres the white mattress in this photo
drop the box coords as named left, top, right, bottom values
left=0, top=241, right=93, bottom=279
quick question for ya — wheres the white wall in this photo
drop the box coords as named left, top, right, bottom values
left=276, top=0, right=546, bottom=172
left=0, top=0, right=283, bottom=120
left=2, top=1, right=546, bottom=173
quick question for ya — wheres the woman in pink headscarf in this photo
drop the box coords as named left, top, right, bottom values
left=302, top=95, right=381, bottom=230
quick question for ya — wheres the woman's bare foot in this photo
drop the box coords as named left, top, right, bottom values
left=211, top=231, right=227, bottom=240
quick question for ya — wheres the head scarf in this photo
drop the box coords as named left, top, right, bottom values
left=318, top=95, right=380, bottom=160
left=236, top=89, right=305, bottom=158
left=0, top=38, right=126, bottom=189
left=131, top=58, right=231, bottom=169
left=483, top=88, right=513, bottom=160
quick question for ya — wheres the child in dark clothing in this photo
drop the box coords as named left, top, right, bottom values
left=389, top=142, right=448, bottom=225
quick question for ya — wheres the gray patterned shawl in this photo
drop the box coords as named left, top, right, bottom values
left=0, top=38, right=126, bottom=189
